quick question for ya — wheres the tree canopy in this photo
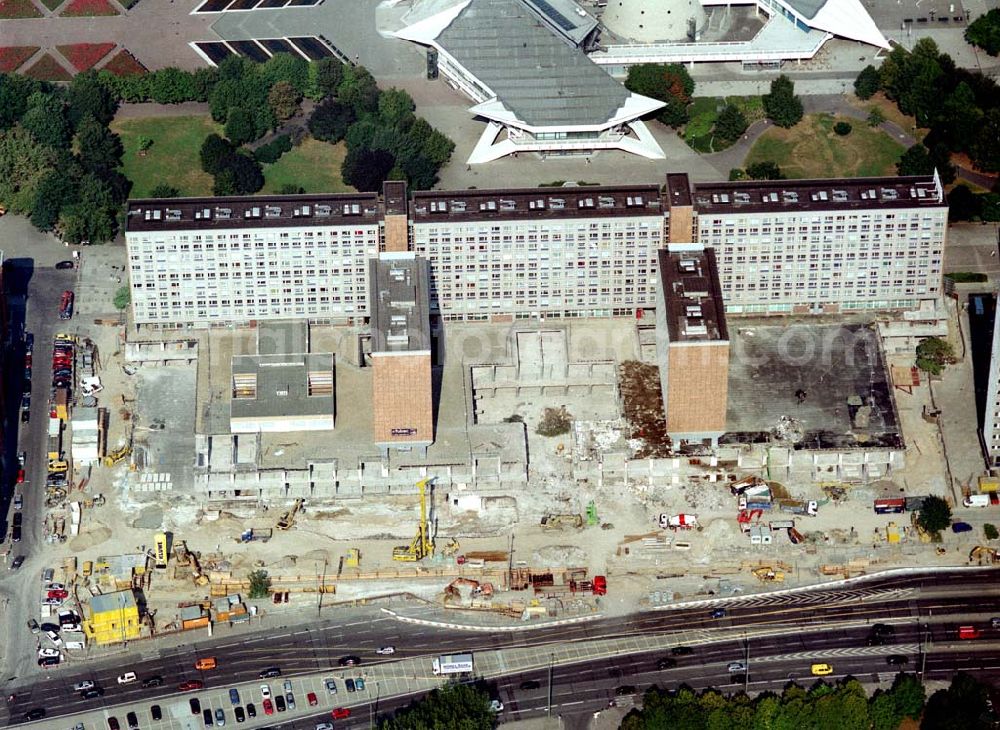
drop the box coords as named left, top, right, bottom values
left=916, top=494, right=952, bottom=535
left=966, top=9, right=1000, bottom=56
left=624, top=63, right=695, bottom=128
left=379, top=684, right=496, bottom=730
left=762, top=75, right=803, bottom=128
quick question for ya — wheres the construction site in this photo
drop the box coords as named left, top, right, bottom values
left=24, top=287, right=998, bottom=665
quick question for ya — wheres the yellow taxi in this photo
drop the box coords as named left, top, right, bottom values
left=810, top=663, right=834, bottom=676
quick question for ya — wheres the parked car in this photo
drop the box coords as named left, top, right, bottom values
left=189, top=698, right=201, bottom=715
left=13, top=494, right=23, bottom=510
left=150, top=706, right=162, bottom=722
left=345, top=678, right=356, bottom=693
left=11, top=555, right=25, bottom=570
left=274, top=696, right=286, bottom=713
left=285, top=692, right=295, bottom=710
left=214, top=709, right=225, bottom=727
left=234, top=707, right=245, bottom=724
left=489, top=699, right=504, bottom=713
left=48, top=590, right=69, bottom=600
left=355, top=678, right=365, bottom=692
left=259, top=685, right=271, bottom=700
left=245, top=704, right=255, bottom=719
left=126, top=711, right=138, bottom=730
left=59, top=291, right=74, bottom=320
left=107, top=718, right=119, bottom=730
left=27, top=618, right=40, bottom=634
left=324, top=678, right=337, bottom=694
left=262, top=700, right=273, bottom=716
left=39, top=623, right=60, bottom=633
left=55, top=261, right=75, bottom=270
left=12, top=525, right=22, bottom=543
left=202, top=709, right=213, bottom=729
left=38, top=648, right=60, bottom=658
left=37, top=656, right=60, bottom=667
left=16, top=469, right=25, bottom=484
left=44, top=630, right=61, bottom=645
left=229, top=688, right=240, bottom=706
left=307, top=692, right=318, bottom=707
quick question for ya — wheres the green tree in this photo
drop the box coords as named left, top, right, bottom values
left=915, top=336, right=954, bottom=376
left=247, top=569, right=271, bottom=599
left=31, top=170, right=78, bottom=232
left=947, top=184, right=984, bottom=221
left=624, top=63, right=695, bottom=128
left=113, top=286, right=131, bottom=310
left=190, top=67, right=219, bottom=102
left=308, top=98, right=356, bottom=143
left=715, top=104, right=748, bottom=142
left=762, top=75, right=803, bottom=128
left=149, top=183, right=179, bottom=198
left=21, top=92, right=72, bottom=149
left=149, top=67, right=196, bottom=104
left=966, top=9, right=1000, bottom=56
left=308, top=57, right=345, bottom=100
left=916, top=494, right=952, bottom=534
left=729, top=168, right=746, bottom=181
left=971, top=107, right=1000, bottom=172
left=220, top=152, right=264, bottom=195
left=252, top=134, right=292, bottom=164
left=378, top=88, right=416, bottom=129
left=76, top=114, right=124, bottom=175
left=267, top=80, right=301, bottom=121
left=259, top=53, right=309, bottom=94
left=0, top=125, right=63, bottom=214
left=940, top=82, right=983, bottom=152
left=984, top=523, right=998, bottom=540
left=833, top=121, right=852, bottom=136
left=897, top=143, right=934, bottom=177
left=341, top=146, right=396, bottom=192
left=869, top=691, right=902, bottom=730
left=59, top=173, right=118, bottom=244
left=854, top=65, right=881, bottom=100
left=200, top=133, right=235, bottom=174
left=67, top=70, right=119, bottom=129
left=0, top=73, right=41, bottom=131
left=225, top=107, right=259, bottom=146
left=921, top=672, right=987, bottom=730
left=337, top=65, right=380, bottom=116
left=379, top=683, right=496, bottom=730
left=746, top=161, right=784, bottom=180
left=279, top=183, right=304, bottom=194
left=867, top=107, right=885, bottom=127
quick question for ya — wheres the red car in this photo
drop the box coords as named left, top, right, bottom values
left=179, top=680, right=204, bottom=691
left=262, top=700, right=273, bottom=716
left=59, top=291, right=74, bottom=320
left=307, top=692, right=318, bottom=707
left=331, top=708, right=351, bottom=720
left=47, top=589, right=69, bottom=600
left=16, top=469, right=25, bottom=484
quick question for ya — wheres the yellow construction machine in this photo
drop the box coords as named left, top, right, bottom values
left=276, top=498, right=305, bottom=531
left=104, top=444, right=131, bottom=467
left=393, top=477, right=435, bottom=562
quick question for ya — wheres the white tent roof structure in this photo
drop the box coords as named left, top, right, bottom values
left=783, top=0, right=889, bottom=49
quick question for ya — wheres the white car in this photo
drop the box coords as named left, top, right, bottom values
left=489, top=700, right=504, bottom=713
left=117, top=672, right=137, bottom=685
left=260, top=684, right=271, bottom=700
left=73, top=681, right=95, bottom=691
left=375, top=646, right=396, bottom=655
left=46, top=583, right=65, bottom=591
left=38, top=648, right=61, bottom=659
left=42, top=597, right=63, bottom=606
left=315, top=724, right=334, bottom=730
left=45, top=630, right=62, bottom=646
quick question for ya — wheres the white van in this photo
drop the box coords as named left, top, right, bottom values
left=964, top=494, right=990, bottom=508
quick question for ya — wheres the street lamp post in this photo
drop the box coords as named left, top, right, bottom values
left=547, top=653, right=554, bottom=717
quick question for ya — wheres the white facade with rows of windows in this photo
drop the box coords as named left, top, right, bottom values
left=411, top=214, right=663, bottom=321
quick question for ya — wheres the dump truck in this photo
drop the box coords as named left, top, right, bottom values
left=778, top=500, right=818, bottom=516
left=432, top=653, right=474, bottom=676
left=239, top=528, right=273, bottom=543
left=541, top=514, right=583, bottom=530
left=739, top=491, right=772, bottom=510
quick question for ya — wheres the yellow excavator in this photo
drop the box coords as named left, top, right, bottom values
left=393, top=477, right=435, bottom=562
left=276, top=498, right=305, bottom=531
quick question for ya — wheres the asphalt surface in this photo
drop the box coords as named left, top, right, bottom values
left=1, top=256, right=78, bottom=682
left=1, top=569, right=999, bottom=727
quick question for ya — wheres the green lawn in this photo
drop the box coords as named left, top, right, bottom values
left=261, top=137, right=353, bottom=194
left=112, top=115, right=220, bottom=197
left=684, top=96, right=764, bottom=154
left=743, top=113, right=905, bottom=179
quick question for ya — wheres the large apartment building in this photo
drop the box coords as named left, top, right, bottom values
left=124, top=172, right=947, bottom=329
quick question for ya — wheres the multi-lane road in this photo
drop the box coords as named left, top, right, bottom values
left=1, top=568, right=999, bottom=728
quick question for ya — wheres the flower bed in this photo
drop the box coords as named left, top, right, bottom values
left=23, top=53, right=73, bottom=81
left=0, top=0, right=43, bottom=18
left=0, top=46, right=39, bottom=72
left=101, top=48, right=146, bottom=76
left=60, top=0, right=119, bottom=16
left=57, top=42, right=115, bottom=71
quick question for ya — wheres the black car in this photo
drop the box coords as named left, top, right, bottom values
left=274, top=695, right=286, bottom=712
left=39, top=623, right=60, bottom=633
left=345, top=678, right=356, bottom=693
left=13, top=513, right=22, bottom=527
left=234, top=707, right=245, bottom=724
left=11, top=555, right=25, bottom=570
left=25, top=333, right=34, bottom=351
left=671, top=646, right=695, bottom=656
left=190, top=699, right=201, bottom=716
left=245, top=704, right=256, bottom=719
left=886, top=655, right=909, bottom=666
left=24, top=709, right=46, bottom=721
left=151, top=706, right=162, bottom=722
left=519, top=680, right=541, bottom=690
left=21, top=394, right=30, bottom=409
left=338, top=655, right=361, bottom=666
left=614, top=685, right=637, bottom=696
left=21, top=409, right=30, bottom=423
left=12, top=525, right=21, bottom=542
left=38, top=656, right=59, bottom=667
left=126, top=712, right=138, bottom=730
left=81, top=688, right=105, bottom=699
left=259, top=667, right=281, bottom=679
left=55, top=261, right=75, bottom=270
left=656, top=657, right=678, bottom=670
left=872, top=623, right=895, bottom=637
left=108, top=718, right=119, bottom=730
left=203, top=709, right=213, bottom=728
left=142, top=676, right=163, bottom=688
left=866, top=635, right=888, bottom=647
